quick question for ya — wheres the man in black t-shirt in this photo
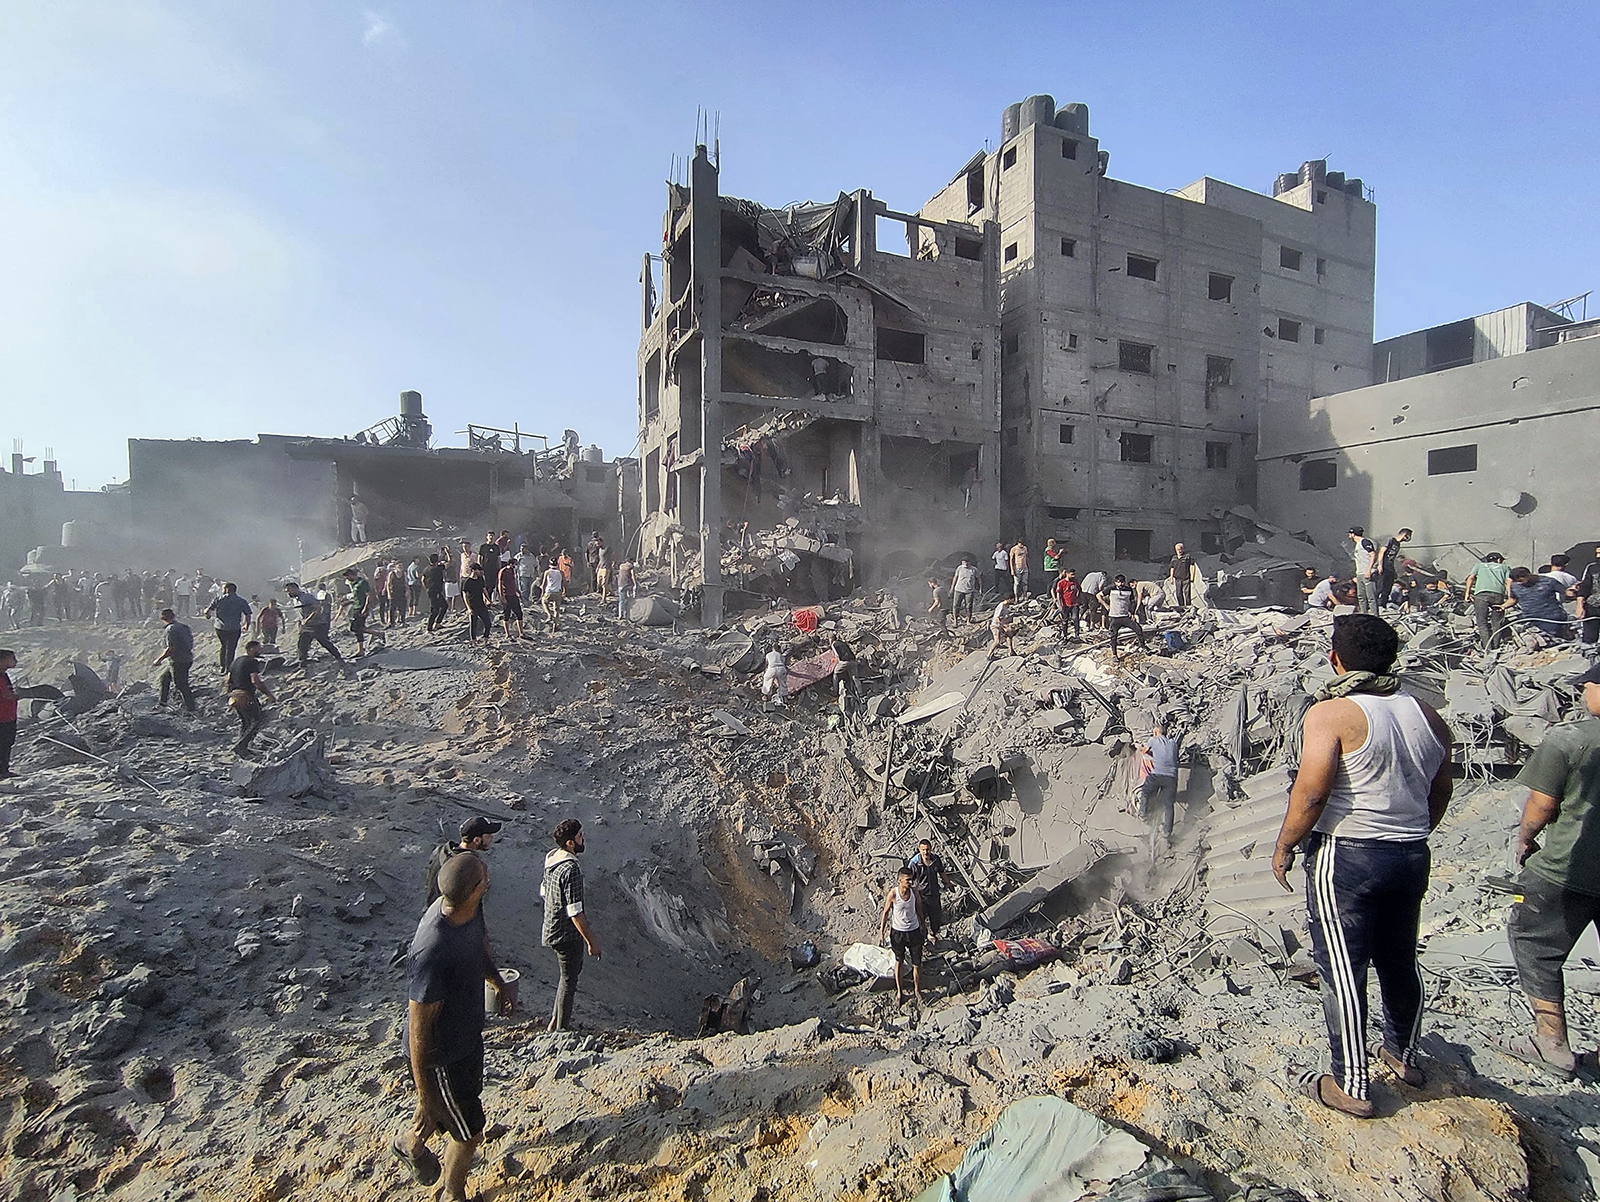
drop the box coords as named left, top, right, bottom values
left=478, top=533, right=500, bottom=604
left=226, top=639, right=274, bottom=756
left=394, top=854, right=508, bottom=1195
left=424, top=816, right=503, bottom=906
left=1573, top=548, right=1600, bottom=649
left=461, top=566, right=492, bottom=645
left=423, top=554, right=448, bottom=633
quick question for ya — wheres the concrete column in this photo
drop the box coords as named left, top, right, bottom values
left=690, top=144, right=724, bottom=626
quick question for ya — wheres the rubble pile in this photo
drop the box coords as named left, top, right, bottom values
left=0, top=580, right=1595, bottom=1200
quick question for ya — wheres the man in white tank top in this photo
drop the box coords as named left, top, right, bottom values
left=879, top=866, right=928, bottom=1008
left=1272, top=614, right=1454, bottom=1117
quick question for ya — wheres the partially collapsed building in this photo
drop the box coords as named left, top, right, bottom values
left=635, top=146, right=1002, bottom=626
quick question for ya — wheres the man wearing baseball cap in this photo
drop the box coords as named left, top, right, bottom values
left=1500, top=663, right=1600, bottom=1079
left=425, top=816, right=503, bottom=907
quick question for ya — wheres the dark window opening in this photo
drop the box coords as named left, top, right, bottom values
left=1048, top=506, right=1080, bottom=520
left=1003, top=333, right=1019, bottom=355
left=1118, top=340, right=1154, bottom=374
left=1127, top=254, right=1159, bottom=281
left=1067, top=333, right=1079, bottom=349
left=947, top=448, right=979, bottom=488
left=1314, top=327, right=1325, bottom=345
left=1061, top=139, right=1078, bottom=160
left=1004, top=242, right=1018, bottom=263
left=1425, top=319, right=1475, bottom=372
left=876, top=328, right=925, bottom=364
left=970, top=341, right=982, bottom=360
left=1317, top=257, right=1327, bottom=275
left=1428, top=444, right=1478, bottom=475
left=1204, top=354, right=1232, bottom=411
left=966, top=169, right=984, bottom=212
left=1114, top=528, right=1153, bottom=561
left=1208, top=273, right=1233, bottom=301
left=1316, top=190, right=1327, bottom=204
left=1120, top=431, right=1154, bottom=463
left=1299, top=460, right=1337, bottom=491
left=1205, top=441, right=1230, bottom=469
left=1278, top=317, right=1302, bottom=342
left=1280, top=246, right=1303, bottom=271
left=1200, top=532, right=1223, bottom=554
left=584, top=464, right=607, bottom=484
left=643, top=349, right=661, bottom=418
left=1005, top=427, right=1020, bottom=447
left=1060, top=237, right=1076, bottom=257
left=955, top=237, right=982, bottom=261
left=1058, top=423, right=1074, bottom=445
left=1002, top=146, right=1017, bottom=170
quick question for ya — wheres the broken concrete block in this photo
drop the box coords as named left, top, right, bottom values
left=1107, top=957, right=1133, bottom=985
left=1083, top=710, right=1113, bottom=742
left=631, top=594, right=682, bottom=626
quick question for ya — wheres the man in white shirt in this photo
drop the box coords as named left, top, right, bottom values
left=1079, top=570, right=1107, bottom=631
left=1306, top=574, right=1338, bottom=611
left=762, top=647, right=788, bottom=709
left=950, top=556, right=979, bottom=624
left=1349, top=527, right=1379, bottom=615
left=540, top=563, right=566, bottom=633
left=988, top=598, right=1015, bottom=657
left=991, top=543, right=1010, bottom=596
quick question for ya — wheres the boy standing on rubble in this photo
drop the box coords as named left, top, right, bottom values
left=1499, top=663, right=1600, bottom=1079
left=880, top=865, right=928, bottom=1008
left=1272, top=614, right=1452, bottom=1118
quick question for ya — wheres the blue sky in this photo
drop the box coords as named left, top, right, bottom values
left=2, top=1, right=1594, bottom=490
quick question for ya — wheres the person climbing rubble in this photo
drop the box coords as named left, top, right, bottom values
left=1499, top=662, right=1600, bottom=1080
left=1079, top=568, right=1107, bottom=631
left=0, top=649, right=16, bottom=780
left=425, top=816, right=504, bottom=906
left=153, top=608, right=198, bottom=714
left=988, top=596, right=1016, bottom=658
left=461, top=565, right=492, bottom=646
left=1168, top=542, right=1197, bottom=611
left=497, top=557, right=524, bottom=640
left=880, top=865, right=928, bottom=1008
left=540, top=559, right=566, bottom=633
left=1009, top=538, right=1031, bottom=601
left=1138, top=723, right=1181, bottom=852
left=342, top=568, right=381, bottom=657
left=1271, top=613, right=1453, bottom=1118
left=1571, top=546, right=1600, bottom=650
left=1464, top=551, right=1511, bottom=648
left=283, top=581, right=345, bottom=671
left=424, top=554, right=448, bottom=633
left=226, top=639, right=274, bottom=757
left=927, top=578, right=949, bottom=631
left=203, top=582, right=252, bottom=675
left=1506, top=567, right=1572, bottom=643
left=1303, top=571, right=1337, bottom=611
left=1102, top=575, right=1147, bottom=656
left=614, top=556, right=636, bottom=621
left=762, top=644, right=789, bottom=709
left=1053, top=569, right=1081, bottom=640
left=1348, top=527, right=1380, bottom=616
left=906, top=840, right=951, bottom=941
left=541, top=819, right=600, bottom=1032
left=394, top=853, right=507, bottom=1198
left=950, top=555, right=979, bottom=624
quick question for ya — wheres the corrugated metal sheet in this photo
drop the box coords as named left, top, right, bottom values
left=1203, top=766, right=1307, bottom=950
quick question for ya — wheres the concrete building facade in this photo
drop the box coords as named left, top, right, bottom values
left=635, top=146, right=1001, bottom=625
left=1257, top=331, right=1600, bottom=568
left=919, top=95, right=1375, bottom=566
left=1371, top=301, right=1575, bottom=384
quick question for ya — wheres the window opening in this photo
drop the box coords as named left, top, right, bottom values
left=1060, top=237, right=1076, bottom=257
left=1114, top=529, right=1152, bottom=561
left=1208, top=273, right=1233, bottom=301
left=1278, top=317, right=1302, bottom=342
left=1002, top=146, right=1017, bottom=170
left=954, top=237, right=982, bottom=261
left=1127, top=254, right=1159, bottom=281
left=1205, top=441, right=1230, bottom=469
left=1058, top=424, right=1074, bottom=445
left=876, top=328, right=925, bottom=364
left=1427, top=444, right=1478, bottom=475
left=1004, top=242, right=1018, bottom=263
left=1119, top=432, right=1153, bottom=463
left=1118, top=340, right=1154, bottom=374
left=1048, top=506, right=1080, bottom=520
left=1299, top=460, right=1337, bottom=491
left=1314, top=327, right=1325, bottom=345
left=1061, top=139, right=1078, bottom=160
left=1280, top=246, right=1303, bottom=271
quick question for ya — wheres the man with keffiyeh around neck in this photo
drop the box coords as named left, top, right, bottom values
left=1271, top=613, right=1454, bottom=1118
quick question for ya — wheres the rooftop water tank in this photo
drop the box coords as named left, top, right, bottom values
left=1344, top=177, right=1364, bottom=197
left=62, top=520, right=79, bottom=548
left=1019, top=94, right=1056, bottom=131
left=1054, top=103, right=1089, bottom=135
left=1272, top=173, right=1299, bottom=197
left=399, top=390, right=424, bottom=417
left=1299, top=159, right=1327, bottom=186
left=580, top=444, right=604, bottom=465
left=1002, top=102, right=1023, bottom=142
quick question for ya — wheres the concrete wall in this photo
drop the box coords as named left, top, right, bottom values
left=923, top=101, right=1372, bottom=567
left=0, top=468, right=128, bottom=577
left=1256, top=333, right=1600, bottom=566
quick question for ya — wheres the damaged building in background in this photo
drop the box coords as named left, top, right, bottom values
left=920, top=95, right=1376, bottom=563
left=127, top=392, right=628, bottom=588
left=635, top=145, right=1002, bottom=626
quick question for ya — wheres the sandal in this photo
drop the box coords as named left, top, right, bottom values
left=1379, top=1048, right=1425, bottom=1087
left=1492, top=1033, right=1576, bottom=1082
left=389, top=1136, right=441, bottom=1186
left=1288, top=1067, right=1374, bottom=1118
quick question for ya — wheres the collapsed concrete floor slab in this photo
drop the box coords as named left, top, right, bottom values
left=0, top=587, right=1594, bottom=1200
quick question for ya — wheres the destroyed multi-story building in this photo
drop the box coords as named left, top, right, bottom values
left=0, top=447, right=129, bottom=578
left=634, top=146, right=1002, bottom=626
left=125, top=392, right=626, bottom=588
left=919, top=95, right=1375, bottom=563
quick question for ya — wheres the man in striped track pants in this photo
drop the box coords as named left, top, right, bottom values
left=1271, top=614, right=1454, bottom=1118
